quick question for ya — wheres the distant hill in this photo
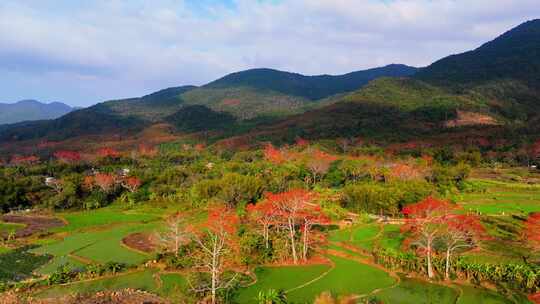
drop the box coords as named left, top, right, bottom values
left=0, top=100, right=74, bottom=125
left=205, top=64, right=418, bottom=100
left=416, top=19, right=540, bottom=88
left=415, top=19, right=540, bottom=118
left=180, top=64, right=418, bottom=119
left=2, top=20, right=540, bottom=147
left=238, top=20, right=540, bottom=144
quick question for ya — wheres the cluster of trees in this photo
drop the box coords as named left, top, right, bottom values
left=157, top=189, right=330, bottom=303
left=400, top=197, right=486, bottom=280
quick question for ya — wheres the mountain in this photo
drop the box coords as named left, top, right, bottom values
left=180, top=64, right=418, bottom=119
left=415, top=19, right=540, bottom=118
left=2, top=20, right=539, bottom=148
left=0, top=100, right=74, bottom=125
left=416, top=19, right=540, bottom=88
left=0, top=64, right=417, bottom=142
left=205, top=64, right=418, bottom=100
left=235, top=20, right=540, bottom=144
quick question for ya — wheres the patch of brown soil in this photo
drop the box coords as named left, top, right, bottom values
left=1, top=215, right=65, bottom=238
left=445, top=110, right=499, bottom=127
left=122, top=232, right=156, bottom=253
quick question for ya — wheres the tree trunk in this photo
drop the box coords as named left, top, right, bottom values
left=211, top=237, right=218, bottom=304
left=302, top=225, right=309, bottom=261
left=445, top=248, right=451, bottom=280
left=264, top=224, right=269, bottom=249
left=427, top=238, right=434, bottom=279
left=288, top=218, right=298, bottom=264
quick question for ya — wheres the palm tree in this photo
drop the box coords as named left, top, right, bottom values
left=257, top=289, right=287, bottom=304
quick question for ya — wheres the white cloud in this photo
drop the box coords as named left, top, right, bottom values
left=0, top=0, right=538, bottom=106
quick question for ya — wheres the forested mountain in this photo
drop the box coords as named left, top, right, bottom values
left=235, top=19, right=540, bottom=144
left=0, top=100, right=74, bottom=125
left=1, top=20, right=540, bottom=148
left=0, top=64, right=417, bottom=141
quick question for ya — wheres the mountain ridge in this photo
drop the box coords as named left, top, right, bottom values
left=0, top=100, right=75, bottom=125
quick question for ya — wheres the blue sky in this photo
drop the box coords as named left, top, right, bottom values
left=0, top=0, right=539, bottom=106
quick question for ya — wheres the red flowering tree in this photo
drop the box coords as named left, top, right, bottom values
left=10, top=155, right=39, bottom=165
left=306, top=150, right=338, bottom=184
left=138, top=144, right=158, bottom=158
left=402, top=197, right=456, bottom=278
left=298, top=204, right=330, bottom=260
left=82, top=175, right=95, bottom=191
left=97, top=147, right=121, bottom=159
left=54, top=150, right=81, bottom=163
left=441, top=214, right=486, bottom=280
left=264, top=144, right=286, bottom=165
left=529, top=292, right=540, bottom=304
left=94, top=173, right=116, bottom=193
left=247, top=200, right=278, bottom=249
left=121, top=176, right=142, bottom=193
left=266, top=189, right=318, bottom=264
left=295, top=137, right=309, bottom=148
left=524, top=213, right=540, bottom=250
left=191, top=206, right=239, bottom=304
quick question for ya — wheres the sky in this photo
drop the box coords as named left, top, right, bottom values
left=0, top=0, right=539, bottom=107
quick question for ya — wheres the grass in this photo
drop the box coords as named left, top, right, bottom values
left=237, top=255, right=394, bottom=304
left=236, top=264, right=331, bottom=303
left=37, top=269, right=158, bottom=299
left=32, top=223, right=157, bottom=265
left=0, top=246, right=51, bottom=283
left=287, top=255, right=394, bottom=303
left=36, top=255, right=87, bottom=275
left=456, top=285, right=514, bottom=304
left=328, top=224, right=380, bottom=251
left=375, top=277, right=458, bottom=304
left=54, top=206, right=161, bottom=232
left=377, top=224, right=404, bottom=251
left=0, top=221, right=25, bottom=234
left=157, top=272, right=189, bottom=299
left=453, top=179, right=540, bottom=215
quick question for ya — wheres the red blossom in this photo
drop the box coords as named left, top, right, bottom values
left=138, top=144, right=158, bottom=158
left=94, top=173, right=116, bottom=193
left=529, top=292, right=540, bottom=304
left=264, top=144, right=286, bottom=164
left=295, top=137, right=309, bottom=147
left=121, top=176, right=142, bottom=192
left=524, top=212, right=540, bottom=249
left=10, top=155, right=39, bottom=165
left=54, top=150, right=81, bottom=163
left=97, top=147, right=121, bottom=158
left=207, top=205, right=239, bottom=235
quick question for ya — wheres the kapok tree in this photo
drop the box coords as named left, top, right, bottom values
left=529, top=292, right=540, bottom=304
left=524, top=212, right=540, bottom=250
left=191, top=206, right=239, bottom=304
left=264, top=144, right=286, bottom=165
left=306, top=150, right=337, bottom=185
left=54, top=150, right=81, bottom=164
left=138, top=144, right=158, bottom=158
left=93, top=173, right=116, bottom=193
left=157, top=213, right=189, bottom=257
left=298, top=204, right=330, bottom=261
left=402, top=197, right=456, bottom=279
left=267, top=189, right=317, bottom=264
left=10, top=155, right=39, bottom=165
left=97, top=147, right=121, bottom=159
left=247, top=200, right=278, bottom=249
left=121, top=176, right=142, bottom=193
left=441, top=214, right=486, bottom=280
